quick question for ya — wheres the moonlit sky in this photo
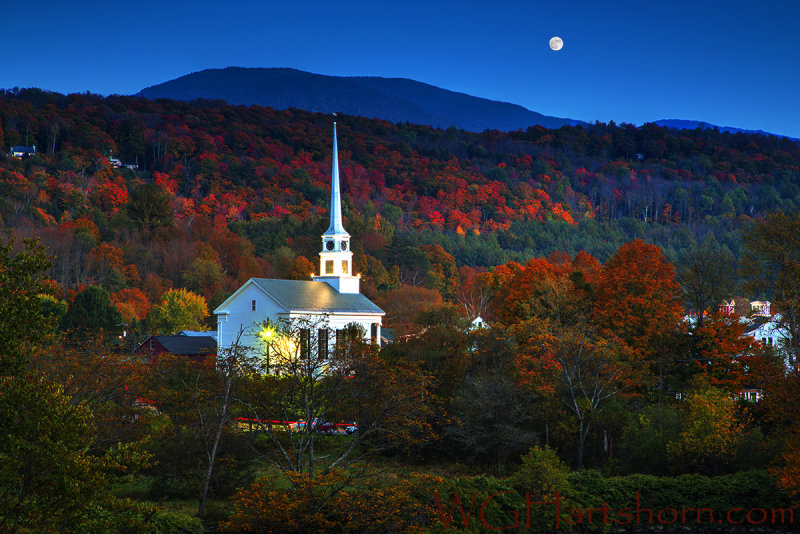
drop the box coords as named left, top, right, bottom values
left=3, top=0, right=798, bottom=137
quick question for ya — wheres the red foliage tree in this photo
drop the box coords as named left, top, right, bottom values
left=593, top=240, right=683, bottom=380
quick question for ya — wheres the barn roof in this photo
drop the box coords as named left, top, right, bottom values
left=152, top=335, right=216, bottom=355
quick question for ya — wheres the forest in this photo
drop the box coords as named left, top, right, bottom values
left=1, top=88, right=800, bottom=532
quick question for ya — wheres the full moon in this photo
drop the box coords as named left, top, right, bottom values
left=549, top=36, right=563, bottom=51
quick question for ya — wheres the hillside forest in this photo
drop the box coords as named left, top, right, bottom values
left=2, top=88, right=800, bottom=532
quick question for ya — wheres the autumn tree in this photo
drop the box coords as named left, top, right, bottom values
left=421, top=244, right=460, bottom=300
left=594, top=240, right=684, bottom=394
left=375, top=284, right=444, bottom=336
left=512, top=272, right=633, bottom=468
left=148, top=288, right=208, bottom=334
left=742, top=210, right=800, bottom=368
left=285, top=255, right=315, bottom=280
left=110, top=287, right=151, bottom=325
left=457, top=265, right=493, bottom=320
left=772, top=438, right=800, bottom=506
left=692, top=310, right=764, bottom=393
left=667, top=380, right=746, bottom=474
left=87, top=243, right=126, bottom=292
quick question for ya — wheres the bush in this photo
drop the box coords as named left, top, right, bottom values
left=568, top=469, right=792, bottom=532
left=225, top=470, right=442, bottom=533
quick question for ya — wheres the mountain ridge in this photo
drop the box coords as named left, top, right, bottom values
left=137, top=67, right=797, bottom=141
left=654, top=119, right=799, bottom=141
left=137, top=67, right=583, bottom=133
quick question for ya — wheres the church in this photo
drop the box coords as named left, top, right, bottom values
left=214, top=123, right=385, bottom=357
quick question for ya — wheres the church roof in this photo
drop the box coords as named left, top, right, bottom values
left=215, top=278, right=384, bottom=315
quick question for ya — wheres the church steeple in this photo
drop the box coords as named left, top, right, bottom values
left=313, top=122, right=360, bottom=294
left=325, top=122, right=348, bottom=237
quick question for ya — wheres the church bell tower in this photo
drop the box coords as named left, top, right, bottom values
left=312, top=122, right=360, bottom=294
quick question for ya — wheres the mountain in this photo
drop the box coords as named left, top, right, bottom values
left=654, top=119, right=799, bottom=141
left=137, top=67, right=583, bottom=133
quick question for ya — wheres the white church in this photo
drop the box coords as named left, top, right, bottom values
left=214, top=123, right=385, bottom=358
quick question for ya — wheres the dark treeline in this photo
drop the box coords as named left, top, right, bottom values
left=1, top=88, right=796, bottom=310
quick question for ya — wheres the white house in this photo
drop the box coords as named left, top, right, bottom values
left=742, top=315, right=784, bottom=350
left=9, top=145, right=36, bottom=158
left=214, top=123, right=384, bottom=360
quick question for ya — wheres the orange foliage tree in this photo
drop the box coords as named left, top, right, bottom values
left=692, top=310, right=763, bottom=393
left=376, top=285, right=443, bottom=336
left=110, top=288, right=151, bottom=325
left=510, top=269, right=634, bottom=468
left=285, top=255, right=315, bottom=280
left=593, top=239, right=683, bottom=391
left=421, top=244, right=459, bottom=300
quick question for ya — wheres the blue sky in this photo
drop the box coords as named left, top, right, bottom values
left=3, top=0, right=798, bottom=137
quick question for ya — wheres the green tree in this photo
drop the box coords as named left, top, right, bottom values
left=0, top=236, right=53, bottom=374
left=181, top=257, right=225, bottom=299
left=127, top=183, right=174, bottom=229
left=0, top=238, right=157, bottom=532
left=148, top=288, right=209, bottom=334
left=60, top=285, right=123, bottom=333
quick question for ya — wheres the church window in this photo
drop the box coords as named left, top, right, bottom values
left=341, top=241, right=348, bottom=251
left=251, top=300, right=256, bottom=311
left=326, top=241, right=335, bottom=251
left=325, top=260, right=334, bottom=274
left=335, top=329, right=343, bottom=355
left=300, top=329, right=310, bottom=359
left=342, top=260, right=349, bottom=274
left=318, top=329, right=328, bottom=360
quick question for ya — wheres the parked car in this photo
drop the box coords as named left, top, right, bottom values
left=343, top=422, right=358, bottom=435
left=291, top=419, right=336, bottom=435
left=315, top=421, right=337, bottom=435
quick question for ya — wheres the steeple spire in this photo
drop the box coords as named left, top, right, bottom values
left=325, top=122, right=348, bottom=237
left=313, top=121, right=359, bottom=294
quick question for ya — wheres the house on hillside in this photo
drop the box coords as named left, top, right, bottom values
left=742, top=315, right=783, bottom=349
left=214, top=123, right=384, bottom=365
left=134, top=335, right=217, bottom=365
left=718, top=298, right=785, bottom=350
left=9, top=145, right=36, bottom=158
